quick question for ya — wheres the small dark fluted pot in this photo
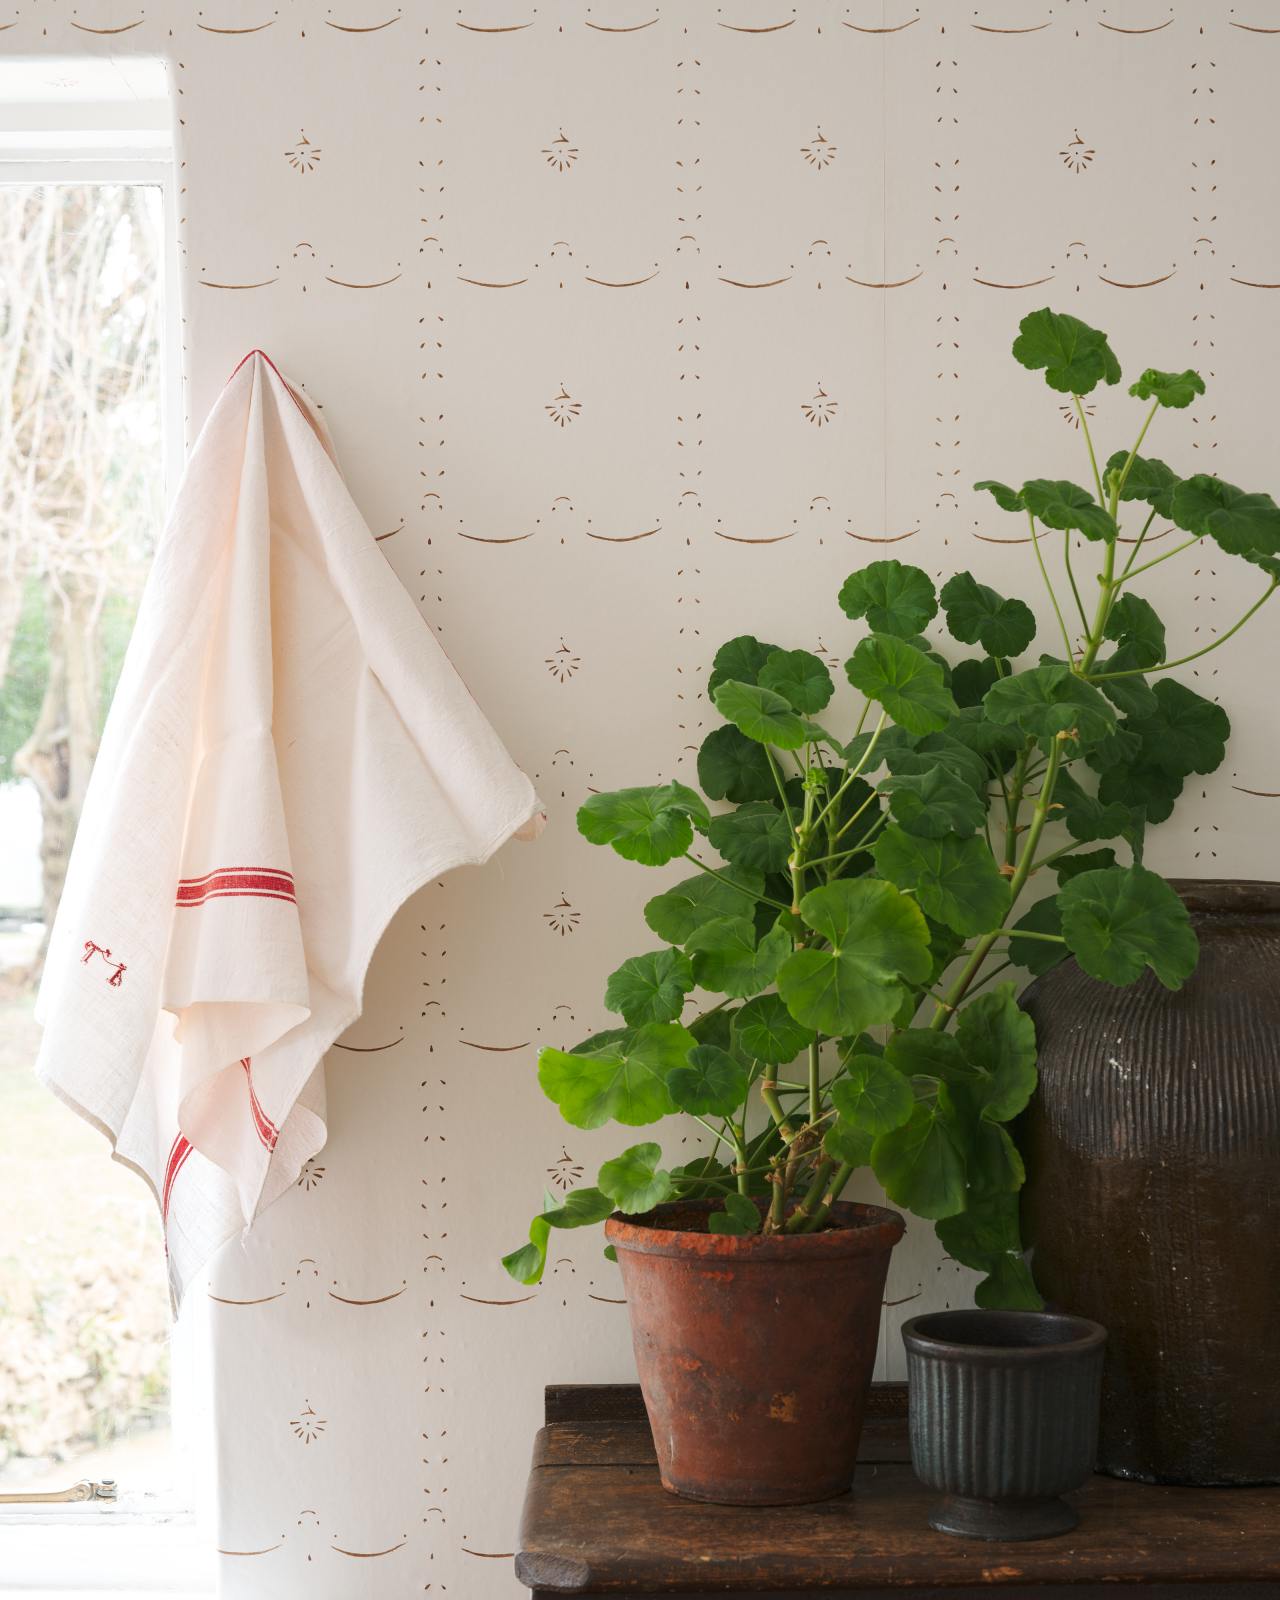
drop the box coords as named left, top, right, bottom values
left=1021, top=879, right=1280, bottom=1485
left=903, top=1310, right=1106, bottom=1541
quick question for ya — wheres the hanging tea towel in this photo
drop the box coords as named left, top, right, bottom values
left=35, top=352, right=542, bottom=1305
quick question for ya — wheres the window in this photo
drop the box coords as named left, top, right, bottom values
left=0, top=56, right=214, bottom=1593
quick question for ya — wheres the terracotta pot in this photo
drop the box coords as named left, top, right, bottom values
left=903, top=1309, right=1106, bottom=1541
left=1020, top=878, right=1280, bottom=1485
left=604, top=1198, right=904, bottom=1505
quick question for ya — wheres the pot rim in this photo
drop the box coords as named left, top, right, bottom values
left=604, top=1198, right=904, bottom=1261
left=902, top=1309, right=1107, bottom=1362
left=1165, top=877, right=1280, bottom=916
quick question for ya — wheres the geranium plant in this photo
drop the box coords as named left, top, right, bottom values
left=505, top=309, right=1278, bottom=1307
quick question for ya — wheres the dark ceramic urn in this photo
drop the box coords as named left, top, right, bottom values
left=903, top=1309, right=1106, bottom=1541
left=1020, top=879, right=1280, bottom=1485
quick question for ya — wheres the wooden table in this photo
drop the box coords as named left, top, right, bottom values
left=516, top=1384, right=1280, bottom=1598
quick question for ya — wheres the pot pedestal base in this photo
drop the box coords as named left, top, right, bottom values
left=928, top=1493, right=1078, bottom=1542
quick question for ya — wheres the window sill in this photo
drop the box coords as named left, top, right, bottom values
left=0, top=1511, right=215, bottom=1595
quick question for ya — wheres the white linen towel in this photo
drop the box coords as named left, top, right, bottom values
left=35, top=351, right=542, bottom=1305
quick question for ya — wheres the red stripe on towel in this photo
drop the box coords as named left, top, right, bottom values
left=162, top=1134, right=193, bottom=1219
left=240, top=1057, right=279, bottom=1151
left=175, top=868, right=295, bottom=907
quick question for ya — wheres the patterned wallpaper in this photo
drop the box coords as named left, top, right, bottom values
left=12, top=3, right=1280, bottom=1595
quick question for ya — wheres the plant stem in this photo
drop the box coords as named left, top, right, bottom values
left=930, top=735, right=1064, bottom=1029
left=992, top=927, right=1066, bottom=944
left=1086, top=583, right=1279, bottom=679
left=1118, top=507, right=1158, bottom=577
left=683, top=854, right=791, bottom=913
left=765, top=746, right=798, bottom=834
left=812, top=711, right=888, bottom=834
left=1075, top=395, right=1106, bottom=505
left=732, top=1123, right=750, bottom=1196
left=1115, top=535, right=1202, bottom=586
left=1028, top=512, right=1075, bottom=660
left=807, top=1040, right=821, bottom=1125
left=803, top=1161, right=855, bottom=1233
left=784, top=1156, right=834, bottom=1233
left=1079, top=540, right=1117, bottom=674
left=1112, top=401, right=1160, bottom=501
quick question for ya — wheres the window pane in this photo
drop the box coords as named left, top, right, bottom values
left=0, top=183, right=171, bottom=1494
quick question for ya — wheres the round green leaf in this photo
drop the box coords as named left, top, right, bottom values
left=706, top=801, right=792, bottom=874
left=983, top=664, right=1115, bottom=745
left=604, top=949, right=695, bottom=1027
left=974, top=478, right=1025, bottom=513
left=544, top=1187, right=616, bottom=1229
left=878, top=766, right=986, bottom=840
left=537, top=1023, right=692, bottom=1128
left=708, top=634, right=781, bottom=696
left=686, top=916, right=791, bottom=999
left=1171, top=475, right=1280, bottom=561
left=1104, top=450, right=1180, bottom=518
left=838, top=560, right=939, bottom=637
left=578, top=784, right=702, bottom=866
left=824, top=1120, right=875, bottom=1168
left=1060, top=865, right=1198, bottom=990
left=713, top=679, right=809, bottom=750
left=598, top=1143, right=673, bottom=1214
left=872, top=825, right=1011, bottom=937
left=644, top=866, right=764, bottom=944
left=1097, top=759, right=1183, bottom=827
left=1102, top=593, right=1166, bottom=667
left=871, top=1096, right=967, bottom=1220
left=1007, top=895, right=1067, bottom=978
left=697, top=724, right=776, bottom=803
left=935, top=1194, right=1043, bottom=1310
left=955, top=982, right=1038, bottom=1122
left=939, top=571, right=1037, bottom=659
left=667, top=1044, right=750, bottom=1118
left=757, top=647, right=835, bottom=714
left=708, top=1192, right=761, bottom=1236
left=951, top=657, right=1001, bottom=708
left=1053, top=768, right=1140, bottom=844
left=884, top=1027, right=976, bottom=1086
left=831, top=1054, right=915, bottom=1137
left=1128, top=367, right=1205, bottom=409
left=846, top=633, right=958, bottom=735
left=1011, top=307, right=1121, bottom=396
left=1054, top=848, right=1117, bottom=884
left=1021, top=479, right=1117, bottom=543
left=886, top=734, right=988, bottom=796
left=776, top=879, right=932, bottom=1036
left=1129, top=678, right=1229, bottom=777
left=732, top=992, right=815, bottom=1064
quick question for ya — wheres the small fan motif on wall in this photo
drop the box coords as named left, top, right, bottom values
left=801, top=128, right=838, bottom=170
left=1060, top=399, right=1096, bottom=429
left=545, top=385, right=582, bottom=427
left=543, top=894, right=581, bottom=937
left=545, top=639, right=581, bottom=682
left=801, top=384, right=839, bottom=428
left=1060, top=129, right=1095, bottom=174
left=542, top=131, right=579, bottom=172
left=547, top=1148, right=585, bottom=1190
left=297, top=1157, right=326, bottom=1191
left=290, top=1401, right=327, bottom=1445
left=285, top=130, right=322, bottom=175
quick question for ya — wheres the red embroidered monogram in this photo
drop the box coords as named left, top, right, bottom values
left=240, top=1057, right=279, bottom=1151
left=81, top=940, right=127, bottom=987
left=175, top=867, right=296, bottom=907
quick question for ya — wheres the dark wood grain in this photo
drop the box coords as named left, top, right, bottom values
left=518, top=1403, right=1280, bottom=1596
left=545, top=1382, right=908, bottom=1426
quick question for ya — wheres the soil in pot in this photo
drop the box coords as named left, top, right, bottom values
left=605, top=1199, right=904, bottom=1506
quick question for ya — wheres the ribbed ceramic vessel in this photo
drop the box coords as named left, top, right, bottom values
left=1020, top=879, right=1280, bottom=1485
left=903, top=1310, right=1106, bottom=1541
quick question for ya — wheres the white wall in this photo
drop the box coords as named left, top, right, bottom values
left=9, top=4, right=1280, bottom=1596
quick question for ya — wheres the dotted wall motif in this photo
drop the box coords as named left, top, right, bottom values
left=12, top=4, right=1280, bottom=1595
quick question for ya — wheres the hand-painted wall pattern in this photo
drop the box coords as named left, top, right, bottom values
left=10, top=3, right=1280, bottom=1594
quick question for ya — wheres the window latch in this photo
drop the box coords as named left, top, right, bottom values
left=0, top=1479, right=118, bottom=1506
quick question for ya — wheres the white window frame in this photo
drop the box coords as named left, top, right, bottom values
left=0, top=57, right=215, bottom=1596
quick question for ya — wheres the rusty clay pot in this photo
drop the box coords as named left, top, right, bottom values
left=604, top=1198, right=905, bottom=1505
